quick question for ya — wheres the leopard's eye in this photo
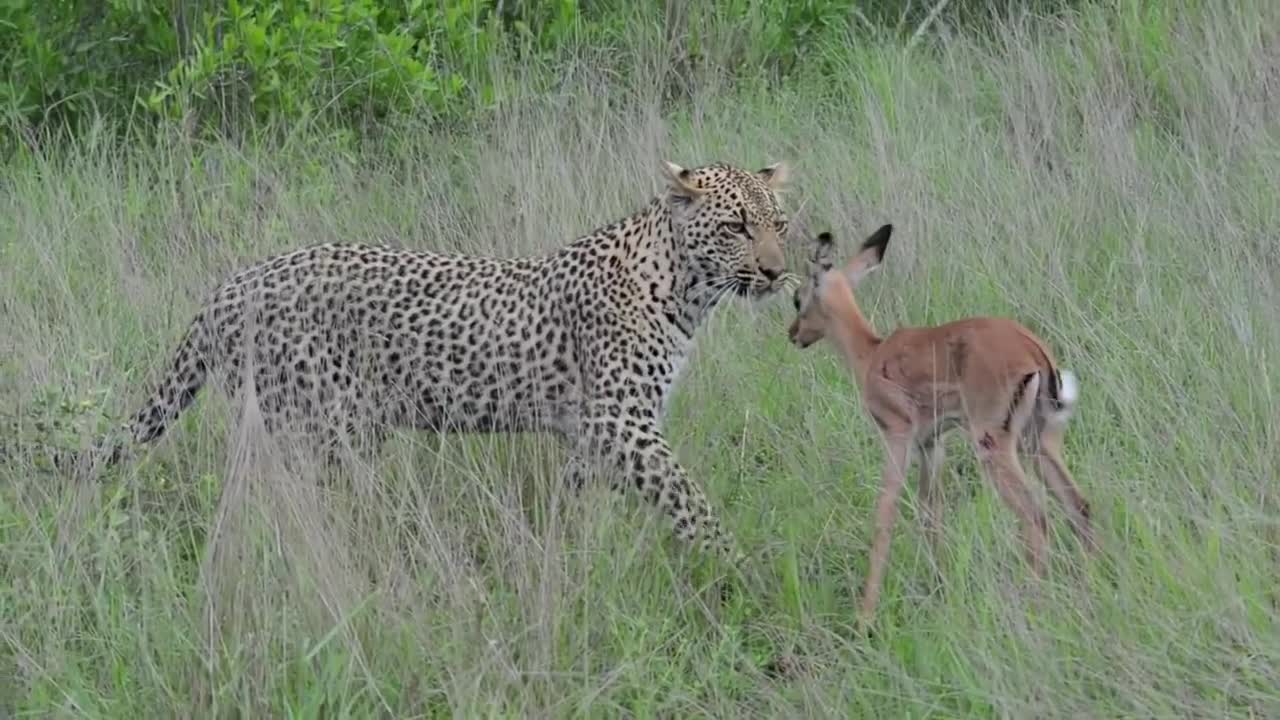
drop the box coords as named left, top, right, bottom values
left=721, top=221, right=748, bottom=235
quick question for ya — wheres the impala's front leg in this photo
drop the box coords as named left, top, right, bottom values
left=576, top=406, right=743, bottom=565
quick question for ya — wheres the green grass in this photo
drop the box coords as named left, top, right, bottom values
left=3, top=1, right=1280, bottom=716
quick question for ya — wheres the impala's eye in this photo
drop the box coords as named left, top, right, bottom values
left=721, top=221, right=747, bottom=236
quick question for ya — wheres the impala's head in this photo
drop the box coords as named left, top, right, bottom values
left=788, top=224, right=893, bottom=348
left=661, top=160, right=791, bottom=299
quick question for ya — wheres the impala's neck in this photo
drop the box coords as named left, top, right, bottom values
left=823, top=278, right=882, bottom=381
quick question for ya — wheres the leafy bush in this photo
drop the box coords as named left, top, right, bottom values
left=146, top=0, right=488, bottom=126
left=0, top=0, right=179, bottom=126
left=0, top=0, right=1102, bottom=137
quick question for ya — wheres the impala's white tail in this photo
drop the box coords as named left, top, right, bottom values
left=1059, top=370, right=1079, bottom=405
left=1046, top=369, right=1079, bottom=426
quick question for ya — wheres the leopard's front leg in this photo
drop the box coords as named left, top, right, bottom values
left=573, top=403, right=744, bottom=564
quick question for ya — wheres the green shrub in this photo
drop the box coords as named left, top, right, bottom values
left=0, top=0, right=179, bottom=127
left=145, top=0, right=492, bottom=127
left=1, top=0, right=1106, bottom=138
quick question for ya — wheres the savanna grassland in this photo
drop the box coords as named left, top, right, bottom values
left=3, top=1, right=1279, bottom=716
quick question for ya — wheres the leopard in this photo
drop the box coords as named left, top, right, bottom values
left=121, top=159, right=793, bottom=562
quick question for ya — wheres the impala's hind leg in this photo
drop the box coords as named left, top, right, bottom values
left=1031, top=423, right=1098, bottom=554
left=972, top=372, right=1048, bottom=575
left=916, top=434, right=946, bottom=552
left=975, top=429, right=1048, bottom=576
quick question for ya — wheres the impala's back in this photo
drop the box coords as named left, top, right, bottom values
left=869, top=316, right=1072, bottom=428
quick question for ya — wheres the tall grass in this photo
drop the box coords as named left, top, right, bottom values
left=3, top=1, right=1279, bottom=716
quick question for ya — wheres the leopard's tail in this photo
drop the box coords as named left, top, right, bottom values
left=73, top=315, right=215, bottom=472
left=127, top=314, right=213, bottom=446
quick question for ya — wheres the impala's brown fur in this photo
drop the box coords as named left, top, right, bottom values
left=788, top=225, right=1097, bottom=627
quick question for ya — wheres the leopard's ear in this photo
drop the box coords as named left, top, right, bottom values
left=661, top=160, right=705, bottom=201
left=757, top=161, right=789, bottom=190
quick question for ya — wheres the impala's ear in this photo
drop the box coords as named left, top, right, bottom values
left=661, top=160, right=705, bottom=201
left=844, top=224, right=893, bottom=287
left=809, top=231, right=836, bottom=275
left=757, top=161, right=790, bottom=190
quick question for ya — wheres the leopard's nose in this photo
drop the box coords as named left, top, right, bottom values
left=761, top=266, right=782, bottom=282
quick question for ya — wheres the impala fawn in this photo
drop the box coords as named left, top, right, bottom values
left=788, top=225, right=1098, bottom=627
